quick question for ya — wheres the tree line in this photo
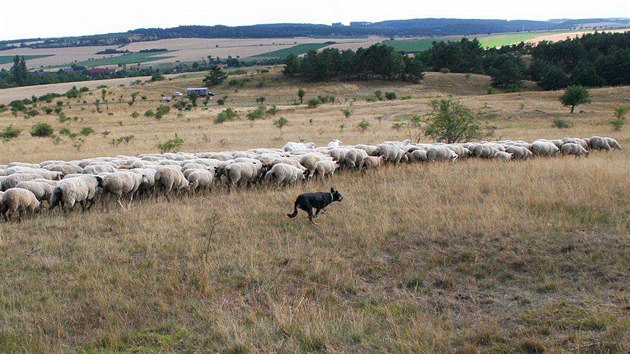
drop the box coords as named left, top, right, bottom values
left=283, top=44, right=425, bottom=82
left=415, top=31, right=630, bottom=90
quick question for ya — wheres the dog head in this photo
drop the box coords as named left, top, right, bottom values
left=330, top=187, right=343, bottom=202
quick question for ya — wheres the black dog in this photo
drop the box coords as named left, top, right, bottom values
left=287, top=188, right=343, bottom=224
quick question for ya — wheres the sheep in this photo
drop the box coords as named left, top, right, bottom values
left=154, top=168, right=189, bottom=197
left=14, top=181, right=55, bottom=207
left=504, top=145, right=533, bottom=160
left=562, top=138, right=589, bottom=150
left=312, top=160, right=338, bottom=179
left=344, top=148, right=368, bottom=170
left=447, top=145, right=472, bottom=159
left=561, top=143, right=589, bottom=157
left=426, top=146, right=458, bottom=162
left=362, top=156, right=386, bottom=171
left=43, top=164, right=83, bottom=176
left=473, top=144, right=500, bottom=159
left=604, top=137, right=622, bottom=150
left=223, top=162, right=262, bottom=189
left=405, top=149, right=428, bottom=163
left=494, top=151, right=513, bottom=161
left=376, top=144, right=406, bottom=164
left=283, top=142, right=316, bottom=152
left=187, top=170, right=214, bottom=193
left=531, top=141, right=560, bottom=157
left=101, top=172, right=148, bottom=208
left=299, top=153, right=329, bottom=177
left=0, top=188, right=40, bottom=221
left=327, top=139, right=342, bottom=149
left=354, top=144, right=379, bottom=156
left=264, top=163, right=308, bottom=186
left=83, top=164, right=117, bottom=174
left=1, top=173, right=45, bottom=191
left=50, top=175, right=103, bottom=212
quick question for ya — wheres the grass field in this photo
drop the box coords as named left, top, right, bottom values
left=0, top=54, right=53, bottom=65
left=63, top=51, right=175, bottom=68
left=251, top=43, right=332, bottom=59
left=384, top=37, right=442, bottom=52
left=0, top=68, right=628, bottom=352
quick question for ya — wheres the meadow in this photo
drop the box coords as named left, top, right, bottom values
left=0, top=67, right=628, bottom=352
left=250, top=43, right=332, bottom=59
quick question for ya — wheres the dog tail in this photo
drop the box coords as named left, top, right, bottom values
left=287, top=199, right=299, bottom=218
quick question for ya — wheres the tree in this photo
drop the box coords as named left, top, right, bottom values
left=283, top=53, right=300, bottom=77
left=10, top=55, right=28, bottom=85
left=188, top=94, right=198, bottom=107
left=203, top=66, right=228, bottom=87
left=273, top=117, right=288, bottom=129
left=297, top=88, right=305, bottom=104
left=484, top=53, right=524, bottom=88
left=559, top=85, right=591, bottom=113
left=424, top=99, right=482, bottom=143
left=539, top=65, right=571, bottom=91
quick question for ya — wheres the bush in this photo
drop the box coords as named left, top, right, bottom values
left=609, top=119, right=625, bottom=131
left=357, top=119, right=371, bottom=133
left=157, top=134, right=185, bottom=153
left=0, top=125, right=21, bottom=142
left=487, top=87, right=497, bottom=95
left=273, top=117, right=288, bottom=129
left=307, top=98, right=321, bottom=108
left=54, top=107, right=63, bottom=114
left=424, top=99, right=483, bottom=143
left=80, top=127, right=95, bottom=136
left=255, top=96, right=266, bottom=104
left=131, top=111, right=139, bottom=118
left=151, top=73, right=165, bottom=81
left=44, top=107, right=53, bottom=115
left=30, top=122, right=54, bottom=137
left=385, top=92, right=397, bottom=100
left=246, top=105, right=267, bottom=120
left=341, top=109, right=353, bottom=118
left=155, top=105, right=171, bottom=119
left=267, top=105, right=279, bottom=115
left=172, top=101, right=185, bottom=111
left=25, top=108, right=39, bottom=117
left=374, top=91, right=383, bottom=100
left=440, top=68, right=450, bottom=74
left=216, top=108, right=238, bottom=124
left=552, top=118, right=570, bottom=129
left=144, top=109, right=155, bottom=117
left=318, top=95, right=335, bottom=103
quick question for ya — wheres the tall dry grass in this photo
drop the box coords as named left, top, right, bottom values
left=0, top=71, right=629, bottom=352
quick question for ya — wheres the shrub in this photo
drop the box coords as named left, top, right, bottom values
left=246, top=105, right=267, bottom=120
left=54, top=107, right=63, bottom=114
left=609, top=119, right=625, bottom=131
left=155, top=105, right=171, bottom=119
left=25, top=108, right=39, bottom=117
left=30, top=122, right=54, bottom=137
left=172, top=101, right=185, bottom=111
left=613, top=106, right=628, bottom=120
left=144, top=109, right=155, bottom=117
left=440, top=68, right=450, bottom=74
left=110, top=135, right=135, bottom=146
left=216, top=108, right=238, bottom=123
left=341, top=109, right=353, bottom=118
left=374, top=91, right=383, bottom=101
left=487, top=87, right=497, bottom=95
left=150, top=73, right=165, bottom=81
left=424, top=99, right=483, bottom=143
left=273, top=117, right=288, bottom=129
left=297, top=88, right=306, bottom=104
left=59, top=127, right=75, bottom=137
left=80, top=127, right=95, bottom=136
left=131, top=111, right=139, bottom=119
left=157, top=134, right=185, bottom=153
left=44, top=107, right=53, bottom=115
left=385, top=92, right=397, bottom=100
left=56, top=101, right=64, bottom=107
left=79, top=87, right=89, bottom=93
left=307, top=98, right=321, bottom=108
left=318, top=95, right=335, bottom=103
left=357, top=119, right=371, bottom=133
left=0, top=125, right=21, bottom=142
left=552, top=118, right=570, bottom=129
left=267, top=105, right=279, bottom=115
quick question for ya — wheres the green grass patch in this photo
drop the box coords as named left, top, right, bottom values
left=251, top=43, right=331, bottom=59
left=0, top=55, right=53, bottom=64
left=385, top=38, right=447, bottom=52
left=64, top=51, right=174, bottom=68
left=477, top=33, right=541, bottom=48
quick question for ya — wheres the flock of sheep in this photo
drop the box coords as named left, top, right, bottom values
left=0, top=135, right=622, bottom=221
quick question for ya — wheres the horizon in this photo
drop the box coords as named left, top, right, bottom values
left=1, top=0, right=629, bottom=41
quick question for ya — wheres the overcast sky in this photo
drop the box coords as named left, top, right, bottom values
left=1, top=0, right=628, bottom=41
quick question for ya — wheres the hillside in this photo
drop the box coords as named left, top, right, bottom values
left=0, top=69, right=628, bottom=352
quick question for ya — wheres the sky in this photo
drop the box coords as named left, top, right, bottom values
left=1, top=0, right=629, bottom=41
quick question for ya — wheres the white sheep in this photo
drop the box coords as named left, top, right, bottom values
left=154, top=168, right=189, bottom=196
left=561, top=143, right=589, bottom=157
left=101, top=171, right=148, bottom=208
left=426, top=146, right=458, bottom=162
left=15, top=181, right=56, bottom=207
left=264, top=163, right=307, bottom=185
left=187, top=170, right=214, bottom=193
left=531, top=141, right=560, bottom=157
left=312, top=160, right=338, bottom=179
left=1, top=188, right=41, bottom=221
left=51, top=175, right=103, bottom=212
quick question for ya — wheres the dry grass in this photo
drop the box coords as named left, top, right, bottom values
left=0, top=70, right=629, bottom=352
